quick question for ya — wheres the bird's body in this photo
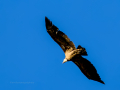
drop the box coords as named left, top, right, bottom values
left=45, top=17, right=105, bottom=84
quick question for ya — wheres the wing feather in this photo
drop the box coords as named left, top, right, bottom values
left=45, top=17, right=76, bottom=52
left=72, top=55, right=105, bottom=84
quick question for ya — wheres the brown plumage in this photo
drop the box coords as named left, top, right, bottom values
left=45, top=16, right=105, bottom=84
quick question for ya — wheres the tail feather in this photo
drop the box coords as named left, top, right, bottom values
left=77, top=45, right=88, bottom=56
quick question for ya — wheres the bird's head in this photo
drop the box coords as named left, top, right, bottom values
left=62, top=58, right=68, bottom=64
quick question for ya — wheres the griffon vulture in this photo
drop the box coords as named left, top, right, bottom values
left=45, top=17, right=105, bottom=84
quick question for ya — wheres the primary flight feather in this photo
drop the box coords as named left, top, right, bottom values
left=45, top=17, right=105, bottom=84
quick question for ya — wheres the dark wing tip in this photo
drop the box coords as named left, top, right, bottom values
left=45, top=16, right=49, bottom=22
left=45, top=17, right=52, bottom=30
left=45, top=16, right=50, bottom=24
left=91, top=78, right=105, bottom=84
left=93, top=78, right=105, bottom=84
left=99, top=80, right=105, bottom=84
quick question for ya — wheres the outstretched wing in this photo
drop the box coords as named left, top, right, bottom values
left=45, top=17, right=76, bottom=53
left=72, top=55, right=105, bottom=84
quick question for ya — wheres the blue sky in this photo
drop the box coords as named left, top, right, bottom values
left=0, top=0, right=120, bottom=90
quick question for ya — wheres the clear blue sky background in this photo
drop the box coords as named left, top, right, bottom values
left=0, top=0, right=120, bottom=90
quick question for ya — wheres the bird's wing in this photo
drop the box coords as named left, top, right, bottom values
left=72, top=55, right=105, bottom=84
left=45, top=17, right=76, bottom=53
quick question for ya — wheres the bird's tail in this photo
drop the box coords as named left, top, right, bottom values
left=77, top=45, right=88, bottom=56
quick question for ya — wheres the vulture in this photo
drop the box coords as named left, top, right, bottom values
left=45, top=17, right=105, bottom=84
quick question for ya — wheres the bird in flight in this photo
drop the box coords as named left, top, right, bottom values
left=45, top=17, right=105, bottom=84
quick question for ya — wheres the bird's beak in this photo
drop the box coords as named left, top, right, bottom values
left=62, top=58, right=67, bottom=64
